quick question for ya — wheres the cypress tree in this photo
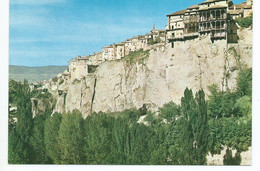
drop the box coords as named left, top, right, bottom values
left=44, top=112, right=62, bottom=163
left=180, top=88, right=209, bottom=165
left=8, top=80, right=33, bottom=164
left=58, top=110, right=85, bottom=164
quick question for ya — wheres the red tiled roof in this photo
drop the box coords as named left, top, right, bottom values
left=229, top=2, right=252, bottom=9
left=167, top=9, right=187, bottom=16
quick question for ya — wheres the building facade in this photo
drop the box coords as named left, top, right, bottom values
left=166, top=0, right=253, bottom=46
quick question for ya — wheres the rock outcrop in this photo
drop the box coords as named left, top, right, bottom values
left=38, top=28, right=252, bottom=118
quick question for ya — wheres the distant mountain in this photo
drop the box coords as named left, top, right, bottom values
left=9, top=65, right=68, bottom=83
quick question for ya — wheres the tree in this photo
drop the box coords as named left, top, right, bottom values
left=179, top=88, right=209, bottom=165
left=44, top=112, right=62, bottom=163
left=8, top=80, right=33, bottom=164
left=159, top=102, right=180, bottom=123
left=30, top=115, right=47, bottom=164
left=223, top=148, right=241, bottom=165
left=236, top=68, right=252, bottom=97
left=58, top=110, right=85, bottom=164
left=84, top=113, right=114, bottom=164
left=235, top=13, right=253, bottom=28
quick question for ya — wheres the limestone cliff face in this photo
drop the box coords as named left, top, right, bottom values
left=46, top=28, right=252, bottom=118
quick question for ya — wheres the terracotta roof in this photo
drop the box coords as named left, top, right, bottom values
left=229, top=2, right=252, bottom=10
left=188, top=5, right=199, bottom=9
left=167, top=9, right=187, bottom=16
left=117, top=43, right=125, bottom=46
left=199, top=4, right=226, bottom=11
left=200, top=0, right=220, bottom=5
left=208, top=5, right=227, bottom=9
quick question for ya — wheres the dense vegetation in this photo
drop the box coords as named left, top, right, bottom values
left=235, top=13, right=253, bottom=28
left=9, top=65, right=67, bottom=83
left=8, top=68, right=252, bottom=165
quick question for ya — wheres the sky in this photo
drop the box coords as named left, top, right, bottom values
left=9, top=0, right=245, bottom=67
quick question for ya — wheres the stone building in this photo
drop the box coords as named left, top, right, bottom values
left=166, top=0, right=253, bottom=47
left=228, top=0, right=253, bottom=19
left=89, top=52, right=104, bottom=65
left=145, top=26, right=166, bottom=44
left=102, top=44, right=116, bottom=61
left=116, top=43, right=126, bottom=60
left=69, top=56, right=89, bottom=80
left=166, top=9, right=187, bottom=45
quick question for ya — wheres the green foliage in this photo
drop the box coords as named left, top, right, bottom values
left=59, top=79, right=64, bottom=85
left=235, top=14, right=253, bottom=28
left=121, top=49, right=150, bottom=64
left=58, top=110, right=85, bottom=164
left=8, top=78, right=251, bottom=165
left=44, top=112, right=62, bottom=163
left=159, top=102, right=180, bottom=123
left=84, top=113, right=114, bottom=164
left=148, top=37, right=162, bottom=45
left=234, top=96, right=252, bottom=117
left=208, top=85, right=238, bottom=118
left=178, top=88, right=209, bottom=165
left=30, top=115, right=47, bottom=164
left=52, top=77, right=58, bottom=82
left=223, top=148, right=241, bottom=165
left=236, top=68, right=252, bottom=97
left=208, top=117, right=251, bottom=154
left=8, top=80, right=34, bottom=164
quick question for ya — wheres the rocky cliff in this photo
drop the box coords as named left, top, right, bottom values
left=37, top=28, right=252, bottom=118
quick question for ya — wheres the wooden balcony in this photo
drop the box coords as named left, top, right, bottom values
left=183, top=32, right=199, bottom=38
left=167, top=35, right=184, bottom=40
left=210, top=32, right=226, bottom=39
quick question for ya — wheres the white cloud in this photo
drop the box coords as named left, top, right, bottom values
left=10, top=14, right=46, bottom=27
left=10, top=0, right=66, bottom=5
left=9, top=35, right=104, bottom=43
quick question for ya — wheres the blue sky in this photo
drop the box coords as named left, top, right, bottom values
left=9, top=0, right=245, bottom=66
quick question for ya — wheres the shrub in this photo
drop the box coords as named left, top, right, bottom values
left=235, top=14, right=253, bottom=28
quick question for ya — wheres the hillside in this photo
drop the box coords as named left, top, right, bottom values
left=9, top=65, right=68, bottom=83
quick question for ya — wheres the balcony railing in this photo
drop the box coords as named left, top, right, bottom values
left=210, top=32, right=226, bottom=38
left=167, top=35, right=184, bottom=40
left=183, top=32, right=199, bottom=37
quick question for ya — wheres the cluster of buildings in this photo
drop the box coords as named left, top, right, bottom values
left=166, top=0, right=253, bottom=47
left=68, top=0, right=253, bottom=80
left=69, top=26, right=166, bottom=80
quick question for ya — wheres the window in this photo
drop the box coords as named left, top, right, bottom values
left=171, top=42, right=174, bottom=48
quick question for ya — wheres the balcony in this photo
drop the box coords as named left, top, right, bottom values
left=184, top=17, right=199, bottom=24
left=210, top=32, right=226, bottom=39
left=183, top=32, right=199, bottom=38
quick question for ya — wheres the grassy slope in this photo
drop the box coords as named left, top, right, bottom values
left=9, top=65, right=68, bottom=83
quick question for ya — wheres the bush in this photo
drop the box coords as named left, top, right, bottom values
left=235, top=14, right=253, bottom=28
